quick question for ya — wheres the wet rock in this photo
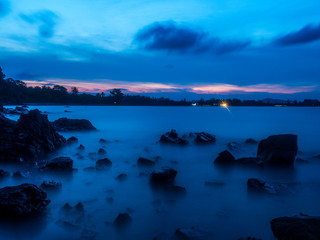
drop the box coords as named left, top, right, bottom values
left=214, top=150, right=236, bottom=165
left=195, top=132, right=216, bottom=144
left=160, top=130, right=188, bottom=145
left=257, top=134, right=298, bottom=166
left=78, top=144, right=85, bottom=150
left=271, top=214, right=320, bottom=240
left=0, top=109, right=66, bottom=163
left=247, top=178, right=287, bottom=194
left=67, top=136, right=79, bottom=144
left=96, top=158, right=112, bottom=170
left=175, top=227, right=207, bottom=240
left=99, top=138, right=108, bottom=143
left=0, top=183, right=50, bottom=217
left=40, top=180, right=62, bottom=191
left=150, top=168, right=177, bottom=184
left=52, top=118, right=96, bottom=131
left=0, top=169, right=10, bottom=178
left=116, top=173, right=128, bottom=181
left=113, top=213, right=132, bottom=227
left=98, top=148, right=106, bottom=155
left=245, top=138, right=258, bottom=144
left=13, top=170, right=31, bottom=178
left=41, top=156, right=73, bottom=172
left=137, top=157, right=155, bottom=167
left=228, top=142, right=241, bottom=151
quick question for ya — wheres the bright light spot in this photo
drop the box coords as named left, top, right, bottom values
left=220, top=102, right=228, bottom=107
left=192, top=103, right=197, bottom=106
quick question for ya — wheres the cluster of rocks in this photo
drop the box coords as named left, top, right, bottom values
left=160, top=130, right=216, bottom=145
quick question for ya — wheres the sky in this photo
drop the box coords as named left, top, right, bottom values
left=0, top=0, right=320, bottom=100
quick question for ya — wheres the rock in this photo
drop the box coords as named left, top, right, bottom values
left=236, top=157, right=263, bottom=167
left=0, top=183, right=50, bottom=217
left=99, top=138, right=108, bottom=143
left=13, top=170, right=31, bottom=178
left=257, top=134, right=298, bottom=166
left=167, top=185, right=186, bottom=195
left=98, top=148, right=106, bottom=155
left=271, top=214, right=320, bottom=240
left=116, top=173, right=128, bottom=181
left=52, top=117, right=96, bottom=131
left=228, top=142, right=241, bottom=151
left=195, top=132, right=216, bottom=144
left=107, top=197, right=114, bottom=204
left=160, top=130, right=188, bottom=145
left=247, top=178, right=287, bottom=194
left=0, top=169, right=10, bottom=178
left=96, top=158, right=112, bottom=170
left=245, top=138, right=258, bottom=144
left=0, top=109, right=66, bottom=163
left=151, top=168, right=177, bottom=184
left=137, top=157, right=155, bottom=167
left=114, top=213, right=132, bottom=227
left=58, top=202, right=85, bottom=231
left=78, top=144, right=85, bottom=150
left=67, top=136, right=78, bottom=144
left=40, top=180, right=62, bottom=191
left=83, top=166, right=95, bottom=172
left=214, top=150, right=236, bottom=165
left=41, top=156, right=73, bottom=171
left=175, top=227, right=207, bottom=240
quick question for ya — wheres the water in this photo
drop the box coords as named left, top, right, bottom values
left=1, top=106, right=320, bottom=240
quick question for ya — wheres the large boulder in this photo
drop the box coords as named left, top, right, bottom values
left=52, top=118, right=96, bottom=131
left=41, top=157, right=73, bottom=171
left=0, top=183, right=50, bottom=218
left=214, top=150, right=236, bottom=165
left=271, top=214, right=320, bottom=240
left=150, top=167, right=177, bottom=184
left=257, top=134, right=298, bottom=166
left=160, top=130, right=188, bottom=145
left=137, top=157, right=155, bottom=167
left=96, top=158, right=112, bottom=170
left=195, top=132, right=216, bottom=144
left=0, top=109, right=66, bottom=163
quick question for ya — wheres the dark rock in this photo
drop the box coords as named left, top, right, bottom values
left=214, top=150, right=236, bottom=165
left=67, top=136, right=78, bottom=144
left=41, top=156, right=73, bottom=171
left=160, top=130, right=188, bottom=145
left=237, top=157, right=263, bottom=167
left=96, top=158, right=112, bottom=170
left=52, top=117, right=96, bottom=131
left=247, top=178, right=287, bottom=194
left=99, top=138, right=108, bottom=143
left=195, top=132, right=216, bottom=144
left=114, top=213, right=132, bottom=227
left=78, top=144, right=85, bottom=150
left=83, top=166, right=95, bottom=172
left=0, top=109, right=66, bottom=163
left=137, top=157, right=155, bottom=167
left=228, top=142, right=241, bottom=151
left=271, top=214, right=320, bottom=240
left=40, top=180, right=62, bottom=191
left=116, top=173, right=128, bottom=181
left=0, top=183, right=50, bottom=217
left=98, top=148, right=106, bottom=155
left=151, top=168, right=177, bottom=184
left=0, top=169, right=10, bottom=178
left=175, top=227, right=207, bottom=240
left=13, top=170, right=31, bottom=178
left=245, top=138, right=258, bottom=144
left=257, top=134, right=298, bottom=166
left=107, top=197, right=114, bottom=204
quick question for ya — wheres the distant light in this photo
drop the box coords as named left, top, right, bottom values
left=192, top=103, right=197, bottom=106
left=220, top=102, right=228, bottom=107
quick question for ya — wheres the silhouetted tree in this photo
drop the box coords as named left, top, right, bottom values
left=0, top=66, right=5, bottom=81
left=110, top=88, right=124, bottom=104
left=71, top=87, right=79, bottom=95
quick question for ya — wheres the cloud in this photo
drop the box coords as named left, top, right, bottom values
left=134, top=21, right=250, bottom=55
left=20, top=10, right=58, bottom=38
left=0, top=0, right=10, bottom=17
left=274, top=23, right=320, bottom=46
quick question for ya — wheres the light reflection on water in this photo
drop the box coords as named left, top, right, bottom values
left=1, top=106, right=320, bottom=240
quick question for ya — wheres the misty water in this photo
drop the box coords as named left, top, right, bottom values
left=1, top=106, right=320, bottom=240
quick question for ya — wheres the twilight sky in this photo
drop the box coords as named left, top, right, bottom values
left=1, top=0, right=320, bottom=100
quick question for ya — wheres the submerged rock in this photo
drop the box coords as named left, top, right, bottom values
left=52, top=117, right=96, bottom=131
left=0, top=109, right=66, bottom=163
left=137, top=157, right=155, bottom=167
left=247, top=178, right=287, bottom=194
left=245, top=138, right=258, bottom=144
left=0, top=169, right=10, bottom=178
left=41, top=156, right=73, bottom=171
left=78, top=144, right=85, bottom=151
left=271, top=214, right=320, bottom=240
left=150, top=168, right=177, bottom=184
left=40, top=180, right=62, bottom=191
left=237, top=157, right=263, bottom=167
left=257, top=134, right=298, bottom=166
left=175, top=227, right=207, bottom=240
left=96, top=158, right=112, bottom=170
left=114, top=213, right=132, bottom=227
left=67, top=136, right=79, bottom=144
left=228, top=142, right=241, bottom=151
left=214, top=150, right=236, bottom=165
left=13, top=170, right=31, bottom=178
left=195, top=132, right=216, bottom=144
left=0, top=183, right=50, bottom=217
left=160, top=130, right=188, bottom=145
left=98, top=148, right=106, bottom=155
left=116, top=173, right=128, bottom=181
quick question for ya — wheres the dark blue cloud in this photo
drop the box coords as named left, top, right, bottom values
left=134, top=21, right=250, bottom=55
left=274, top=23, right=320, bottom=46
left=20, top=10, right=58, bottom=38
left=0, top=0, right=10, bottom=17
